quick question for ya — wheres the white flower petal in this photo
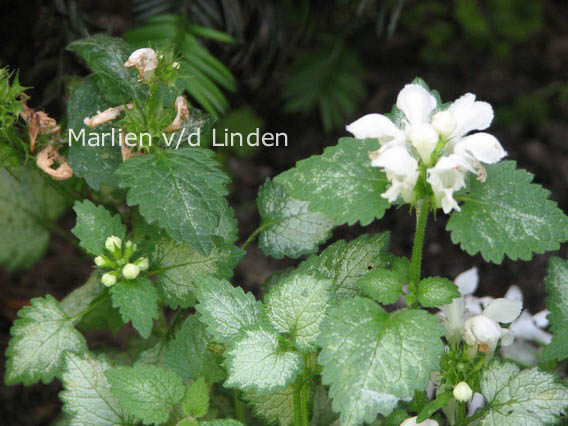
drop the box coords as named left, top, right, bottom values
left=501, top=340, right=539, bottom=366
left=346, top=113, right=404, bottom=144
left=409, top=123, right=439, bottom=163
left=511, top=311, right=552, bottom=344
left=454, top=132, right=507, bottom=165
left=426, top=155, right=467, bottom=214
left=465, top=296, right=484, bottom=315
left=504, top=285, right=523, bottom=302
left=454, top=267, right=479, bottom=296
left=532, top=310, right=550, bottom=328
left=396, top=84, right=437, bottom=127
left=372, top=146, right=418, bottom=176
left=500, top=328, right=514, bottom=346
left=468, top=392, right=485, bottom=417
left=449, top=93, right=494, bottom=138
left=483, top=298, right=522, bottom=323
left=441, top=297, right=466, bottom=343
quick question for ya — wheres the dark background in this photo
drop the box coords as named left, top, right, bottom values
left=1, top=0, right=567, bottom=424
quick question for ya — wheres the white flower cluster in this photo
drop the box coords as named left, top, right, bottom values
left=96, top=236, right=149, bottom=287
left=347, top=83, right=507, bottom=213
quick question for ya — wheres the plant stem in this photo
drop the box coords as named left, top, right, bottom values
left=233, top=390, right=247, bottom=424
left=240, top=222, right=273, bottom=250
left=293, top=362, right=310, bottom=426
left=409, top=198, right=430, bottom=297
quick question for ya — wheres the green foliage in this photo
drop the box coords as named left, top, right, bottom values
left=116, top=148, right=230, bottom=255
left=318, top=297, right=444, bottom=425
left=276, top=137, right=389, bottom=226
left=257, top=178, right=334, bottom=259
left=296, top=232, right=392, bottom=298
left=417, top=277, right=460, bottom=308
left=153, top=235, right=243, bottom=309
left=124, top=14, right=236, bottom=117
left=245, top=386, right=295, bottom=426
left=356, top=268, right=402, bottom=304
left=264, top=274, right=331, bottom=352
left=0, top=67, right=27, bottom=133
left=195, top=276, right=262, bottom=344
left=60, top=353, right=131, bottom=425
left=0, top=167, right=67, bottom=271
left=282, top=39, right=366, bottom=132
left=448, top=161, right=568, bottom=263
left=106, top=365, right=185, bottom=425
left=182, top=376, right=210, bottom=419
left=542, top=257, right=568, bottom=361
left=110, top=277, right=159, bottom=339
left=5, top=295, right=87, bottom=385
left=479, top=361, right=568, bottom=425
left=71, top=200, right=126, bottom=256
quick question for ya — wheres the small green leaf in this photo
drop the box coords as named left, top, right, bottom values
left=164, top=315, right=224, bottom=383
left=0, top=167, right=67, bottom=271
left=195, top=276, right=262, bottom=344
left=153, top=235, right=243, bottom=309
left=225, top=327, right=304, bottom=393
left=479, top=361, right=568, bottom=425
left=543, top=257, right=568, bottom=361
left=448, top=161, right=568, bottom=263
left=116, top=148, right=230, bottom=255
left=355, top=269, right=402, bottom=304
left=417, top=277, right=460, bottom=308
left=245, top=386, right=295, bottom=426
left=257, top=179, right=334, bottom=259
left=77, top=290, right=124, bottom=334
left=416, top=391, right=452, bottom=423
left=60, top=352, right=131, bottom=425
left=182, top=377, right=209, bottom=418
left=5, top=295, right=87, bottom=385
left=264, top=273, right=331, bottom=351
left=110, top=277, right=159, bottom=339
left=296, top=232, right=392, bottom=298
left=275, top=137, right=389, bottom=226
left=106, top=365, right=185, bottom=425
left=71, top=200, right=126, bottom=256
left=318, top=297, right=445, bottom=425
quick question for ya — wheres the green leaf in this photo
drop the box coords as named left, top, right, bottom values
left=61, top=272, right=104, bottom=318
left=296, top=232, right=392, bottom=298
left=225, top=327, right=304, bottom=393
left=66, top=76, right=123, bottom=190
left=257, top=179, right=334, bottom=259
left=116, top=147, right=230, bottom=255
left=264, top=274, right=331, bottom=351
left=60, top=353, right=131, bottom=425
left=543, top=257, right=568, bottom=361
left=164, top=315, right=224, bottom=383
left=110, top=277, right=159, bottom=339
left=245, top=386, right=294, bottom=426
left=5, top=295, right=87, bottom=385
left=182, top=377, right=209, bottom=418
left=417, top=277, right=460, bottom=308
left=416, top=390, right=452, bottom=423
left=276, top=138, right=389, bottom=226
left=71, top=200, right=126, bottom=256
left=195, top=276, right=262, bottom=344
left=200, top=420, right=244, bottom=426
left=318, top=297, right=445, bottom=425
left=77, top=290, right=124, bottom=334
left=67, top=35, right=145, bottom=104
left=0, top=167, right=66, bottom=271
left=355, top=269, right=402, bottom=304
left=153, top=235, right=243, bottom=309
left=448, top=161, right=568, bottom=263
left=479, top=361, right=568, bottom=426
left=106, top=365, right=185, bottom=425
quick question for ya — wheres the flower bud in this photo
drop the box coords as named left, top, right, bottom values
left=101, top=272, right=117, bottom=287
left=94, top=255, right=106, bottom=267
left=431, top=110, right=457, bottom=137
left=123, top=240, right=137, bottom=260
left=463, top=315, right=502, bottom=346
left=172, top=62, right=180, bottom=69
left=453, top=381, right=473, bottom=402
left=122, top=263, right=140, bottom=280
left=409, top=123, right=439, bottom=163
left=135, top=257, right=149, bottom=271
left=105, top=235, right=122, bottom=251
left=400, top=416, right=439, bottom=426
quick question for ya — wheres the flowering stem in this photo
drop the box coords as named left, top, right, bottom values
left=409, top=198, right=430, bottom=300
left=293, top=370, right=310, bottom=426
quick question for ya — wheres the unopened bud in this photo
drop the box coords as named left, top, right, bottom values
left=453, top=381, right=473, bottom=402
left=172, top=61, right=180, bottom=69
left=431, top=110, right=457, bottom=137
left=101, top=272, right=117, bottom=287
left=122, top=263, right=140, bottom=280
left=94, top=256, right=106, bottom=267
left=409, top=123, right=439, bottom=163
left=135, top=257, right=149, bottom=271
left=400, top=416, right=439, bottom=426
left=105, top=235, right=122, bottom=251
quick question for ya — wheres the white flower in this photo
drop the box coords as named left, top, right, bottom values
left=463, top=298, right=522, bottom=351
left=409, top=123, right=439, bottom=163
left=426, top=155, right=470, bottom=213
left=453, top=382, right=473, bottom=402
left=135, top=257, right=149, bottom=271
left=122, top=263, right=140, bottom=280
left=431, top=110, right=457, bottom=137
left=370, top=146, right=419, bottom=203
left=400, top=416, right=439, bottom=426
left=440, top=267, right=479, bottom=343
left=94, top=255, right=106, bottom=267
left=101, top=272, right=117, bottom=287
left=105, top=235, right=122, bottom=251
left=124, top=48, right=158, bottom=81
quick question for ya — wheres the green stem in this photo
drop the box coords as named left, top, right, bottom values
left=240, top=222, right=273, bottom=250
left=409, top=198, right=430, bottom=298
left=456, top=407, right=487, bottom=426
left=293, top=360, right=311, bottom=426
left=233, top=390, right=247, bottom=424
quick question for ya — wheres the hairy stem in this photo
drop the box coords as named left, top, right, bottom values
left=293, top=364, right=311, bottom=426
left=409, top=198, right=430, bottom=298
